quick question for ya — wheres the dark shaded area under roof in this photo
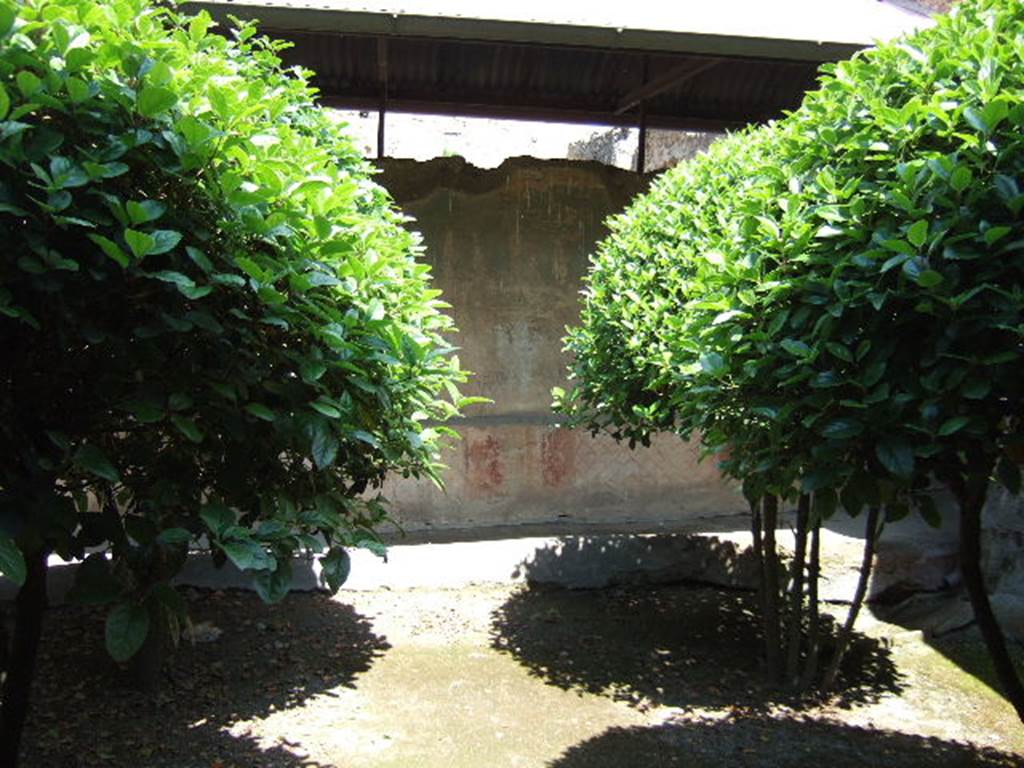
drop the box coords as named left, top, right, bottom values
left=269, top=32, right=821, bottom=132
left=185, top=2, right=929, bottom=133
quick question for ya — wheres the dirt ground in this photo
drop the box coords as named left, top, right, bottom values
left=21, top=582, right=1024, bottom=768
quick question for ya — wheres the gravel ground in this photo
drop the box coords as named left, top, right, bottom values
left=20, top=582, right=1024, bottom=767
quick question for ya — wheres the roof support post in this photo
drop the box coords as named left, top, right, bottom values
left=637, top=102, right=647, bottom=174
left=377, top=37, right=388, bottom=159
left=636, top=55, right=648, bottom=174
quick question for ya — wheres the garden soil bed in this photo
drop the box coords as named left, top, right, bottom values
left=21, top=582, right=1024, bottom=767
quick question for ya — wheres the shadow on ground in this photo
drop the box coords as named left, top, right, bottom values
left=22, top=590, right=390, bottom=768
left=931, top=630, right=1024, bottom=695
left=492, top=536, right=902, bottom=712
left=547, top=715, right=1021, bottom=768
left=873, top=590, right=1024, bottom=711
left=510, top=534, right=760, bottom=590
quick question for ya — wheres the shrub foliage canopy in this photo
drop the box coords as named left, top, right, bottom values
left=560, top=0, right=1024, bottom=515
left=558, top=0, right=1024, bottom=710
left=0, top=0, right=470, bottom=656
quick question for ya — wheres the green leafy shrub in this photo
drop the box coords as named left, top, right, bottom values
left=0, top=0, right=472, bottom=747
left=565, top=0, right=1024, bottom=509
left=559, top=0, right=1024, bottom=707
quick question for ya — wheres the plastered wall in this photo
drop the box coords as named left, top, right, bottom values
left=376, top=157, right=746, bottom=533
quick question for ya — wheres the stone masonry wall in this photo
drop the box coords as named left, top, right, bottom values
left=374, top=157, right=745, bottom=533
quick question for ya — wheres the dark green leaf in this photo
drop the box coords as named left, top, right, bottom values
left=699, top=352, right=725, bottom=375
left=863, top=361, right=886, bottom=388
left=824, top=341, right=853, bottom=362
left=124, top=228, right=155, bottom=259
left=137, top=85, right=177, bottom=118
left=126, top=399, right=164, bottom=423
left=66, top=77, right=90, bottom=103
left=149, top=272, right=194, bottom=291
left=158, top=528, right=192, bottom=546
left=221, top=539, right=276, bottom=572
left=186, top=246, right=214, bottom=272
left=353, top=532, right=388, bottom=559
left=87, top=234, right=129, bottom=267
left=255, top=521, right=291, bottom=540
left=16, top=70, right=41, bottom=98
left=300, top=360, right=328, bottom=383
left=73, top=444, right=119, bottom=483
left=962, top=379, right=990, bottom=400
left=200, top=504, right=235, bottom=537
left=105, top=603, right=150, bottom=662
left=963, top=106, right=988, bottom=133
left=0, top=535, right=26, bottom=587
left=211, top=272, right=246, bottom=287
left=812, top=489, right=838, bottom=520
left=938, top=416, right=969, bottom=436
left=125, top=200, right=166, bottom=225
left=907, top=220, right=928, bottom=248
left=984, top=226, right=1011, bottom=246
left=311, top=423, right=339, bottom=469
left=168, top=392, right=193, bottom=411
left=319, top=547, right=351, bottom=593
left=310, top=400, right=342, bottom=419
left=822, top=418, right=864, bottom=440
left=875, top=438, right=914, bottom=479
left=170, top=415, right=203, bottom=443
left=245, top=403, right=276, bottom=422
left=780, top=338, right=811, bottom=358
left=253, top=557, right=292, bottom=603
left=180, top=283, right=213, bottom=300
left=149, top=229, right=182, bottom=255
left=352, top=430, right=380, bottom=448
left=950, top=166, right=972, bottom=193
left=840, top=482, right=864, bottom=517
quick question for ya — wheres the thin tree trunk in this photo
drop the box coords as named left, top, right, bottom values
left=799, top=521, right=822, bottom=692
left=958, top=479, right=1024, bottom=722
left=129, top=602, right=166, bottom=694
left=823, top=505, right=880, bottom=690
left=0, top=549, right=48, bottom=768
left=785, top=494, right=810, bottom=686
left=750, top=498, right=764, bottom=626
left=127, top=546, right=173, bottom=694
left=762, top=494, right=782, bottom=685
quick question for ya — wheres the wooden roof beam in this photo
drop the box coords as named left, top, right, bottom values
left=615, top=58, right=721, bottom=115
left=319, top=93, right=749, bottom=132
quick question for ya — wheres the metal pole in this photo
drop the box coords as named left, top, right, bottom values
left=377, top=37, right=388, bottom=159
left=637, top=101, right=647, bottom=174
left=636, top=55, right=649, bottom=174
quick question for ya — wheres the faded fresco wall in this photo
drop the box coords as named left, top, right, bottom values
left=375, top=157, right=745, bottom=532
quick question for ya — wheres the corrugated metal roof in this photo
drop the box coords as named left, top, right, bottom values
left=184, top=1, right=934, bottom=131
left=190, top=1, right=930, bottom=55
